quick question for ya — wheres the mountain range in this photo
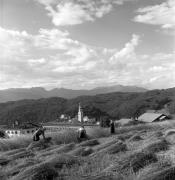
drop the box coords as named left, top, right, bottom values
left=0, top=85, right=147, bottom=103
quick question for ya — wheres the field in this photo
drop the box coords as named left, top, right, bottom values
left=1, top=121, right=175, bottom=180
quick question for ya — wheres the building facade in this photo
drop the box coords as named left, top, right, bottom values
left=78, top=103, right=83, bottom=123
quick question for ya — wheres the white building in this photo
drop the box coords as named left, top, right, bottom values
left=78, top=103, right=83, bottom=123
left=5, top=128, right=38, bottom=138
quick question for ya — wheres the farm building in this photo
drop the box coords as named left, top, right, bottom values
left=138, top=113, right=169, bottom=123
left=5, top=123, right=38, bottom=138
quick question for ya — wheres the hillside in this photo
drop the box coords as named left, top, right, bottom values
left=0, top=88, right=174, bottom=126
left=1, top=122, right=175, bottom=179
left=0, top=85, right=147, bottom=103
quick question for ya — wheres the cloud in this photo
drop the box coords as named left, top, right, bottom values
left=0, top=26, right=174, bottom=90
left=134, top=0, right=175, bottom=29
left=35, top=0, right=134, bottom=26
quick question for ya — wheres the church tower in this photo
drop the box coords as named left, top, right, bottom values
left=78, top=103, right=83, bottom=123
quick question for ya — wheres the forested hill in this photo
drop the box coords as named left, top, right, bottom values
left=0, top=88, right=174, bottom=126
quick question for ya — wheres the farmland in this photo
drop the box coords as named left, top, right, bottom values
left=1, top=121, right=175, bottom=180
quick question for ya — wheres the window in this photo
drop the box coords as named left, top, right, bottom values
left=11, top=131, right=14, bottom=134
left=15, top=131, right=17, bottom=134
left=27, top=130, right=30, bottom=133
left=7, top=131, right=10, bottom=134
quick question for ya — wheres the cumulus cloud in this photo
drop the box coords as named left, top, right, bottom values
left=35, top=0, right=134, bottom=26
left=0, top=26, right=174, bottom=89
left=134, top=0, right=175, bottom=29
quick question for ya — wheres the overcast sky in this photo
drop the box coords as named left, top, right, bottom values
left=0, top=0, right=174, bottom=90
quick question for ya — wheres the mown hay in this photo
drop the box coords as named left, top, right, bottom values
left=27, top=138, right=53, bottom=151
left=0, top=148, right=26, bottom=156
left=69, top=147, right=93, bottom=156
left=12, top=163, right=58, bottom=180
left=137, top=160, right=172, bottom=180
left=143, top=139, right=169, bottom=153
left=164, top=129, right=175, bottom=137
left=0, top=157, right=10, bottom=166
left=44, top=153, right=80, bottom=169
left=105, top=142, right=127, bottom=154
left=140, top=166, right=175, bottom=180
left=118, top=151, right=157, bottom=173
left=5, top=158, right=39, bottom=177
left=129, top=135, right=143, bottom=142
left=37, top=143, right=75, bottom=157
left=117, top=133, right=133, bottom=141
left=79, top=139, right=99, bottom=147
left=82, top=174, right=123, bottom=180
left=8, top=150, right=34, bottom=161
left=94, top=139, right=119, bottom=151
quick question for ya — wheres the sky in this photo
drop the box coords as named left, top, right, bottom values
left=0, top=0, right=174, bottom=90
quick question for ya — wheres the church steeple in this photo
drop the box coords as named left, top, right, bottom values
left=78, top=103, right=83, bottom=123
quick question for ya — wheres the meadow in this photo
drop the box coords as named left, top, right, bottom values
left=1, top=121, right=175, bottom=180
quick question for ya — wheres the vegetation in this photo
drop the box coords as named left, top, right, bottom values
left=0, top=121, right=175, bottom=179
left=0, top=87, right=174, bottom=126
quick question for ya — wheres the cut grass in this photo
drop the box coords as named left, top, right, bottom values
left=44, top=153, right=80, bottom=169
left=117, top=151, right=158, bottom=173
left=143, top=139, right=169, bottom=153
left=69, top=147, right=93, bottom=156
left=139, top=166, right=175, bottom=180
left=78, top=139, right=99, bottom=147
left=11, top=163, right=58, bottom=180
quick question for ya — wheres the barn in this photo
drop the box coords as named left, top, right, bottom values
left=138, top=113, right=169, bottom=123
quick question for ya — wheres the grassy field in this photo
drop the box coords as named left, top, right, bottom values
left=1, top=121, right=175, bottom=180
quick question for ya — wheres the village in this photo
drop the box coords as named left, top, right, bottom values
left=1, top=102, right=171, bottom=139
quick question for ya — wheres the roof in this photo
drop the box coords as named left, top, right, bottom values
left=138, top=113, right=167, bottom=123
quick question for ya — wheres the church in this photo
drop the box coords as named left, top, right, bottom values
left=78, top=103, right=84, bottom=123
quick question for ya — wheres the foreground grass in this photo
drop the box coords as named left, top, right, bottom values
left=1, top=122, right=175, bottom=180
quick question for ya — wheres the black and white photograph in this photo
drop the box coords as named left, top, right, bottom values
left=0, top=0, right=175, bottom=179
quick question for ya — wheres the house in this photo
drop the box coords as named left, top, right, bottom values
left=5, top=123, right=39, bottom=138
left=138, top=113, right=169, bottom=123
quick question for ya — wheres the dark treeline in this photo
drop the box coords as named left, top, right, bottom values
left=0, top=88, right=174, bottom=126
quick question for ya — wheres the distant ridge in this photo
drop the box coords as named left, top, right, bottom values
left=0, top=85, right=147, bottom=103
left=0, top=87, right=174, bottom=126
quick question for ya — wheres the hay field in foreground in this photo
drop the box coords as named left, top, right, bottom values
left=1, top=121, right=175, bottom=180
